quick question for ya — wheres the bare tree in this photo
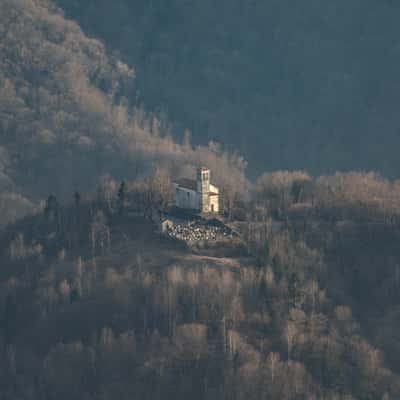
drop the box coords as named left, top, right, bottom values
left=90, top=210, right=111, bottom=254
left=285, top=321, right=297, bottom=362
left=267, top=352, right=280, bottom=383
left=133, top=167, right=173, bottom=221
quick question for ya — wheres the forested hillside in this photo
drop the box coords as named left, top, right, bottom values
left=2, top=171, right=400, bottom=399
left=0, top=0, right=246, bottom=225
left=3, top=1, right=400, bottom=399
left=56, top=0, right=400, bottom=177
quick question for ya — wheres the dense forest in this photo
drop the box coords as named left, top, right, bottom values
left=2, top=170, right=400, bottom=399
left=55, top=0, right=400, bottom=177
left=2, top=1, right=400, bottom=399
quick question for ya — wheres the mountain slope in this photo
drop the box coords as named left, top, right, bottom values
left=2, top=185, right=400, bottom=399
left=56, top=0, right=400, bottom=177
left=0, top=0, right=246, bottom=224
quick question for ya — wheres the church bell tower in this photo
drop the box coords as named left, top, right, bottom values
left=197, top=167, right=210, bottom=212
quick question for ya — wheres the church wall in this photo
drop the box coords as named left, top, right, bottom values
left=173, top=184, right=200, bottom=210
left=209, top=184, right=219, bottom=194
left=209, top=195, right=219, bottom=213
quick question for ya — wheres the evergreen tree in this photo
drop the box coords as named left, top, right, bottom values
left=117, top=181, right=127, bottom=215
left=44, top=195, right=59, bottom=221
left=74, top=191, right=81, bottom=208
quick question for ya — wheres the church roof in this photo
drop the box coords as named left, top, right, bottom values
left=175, top=178, right=197, bottom=191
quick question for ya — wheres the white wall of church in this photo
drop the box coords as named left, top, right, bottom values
left=209, top=184, right=219, bottom=194
left=209, top=195, right=219, bottom=213
left=173, top=184, right=200, bottom=210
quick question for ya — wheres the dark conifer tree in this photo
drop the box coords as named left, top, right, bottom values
left=117, top=181, right=127, bottom=215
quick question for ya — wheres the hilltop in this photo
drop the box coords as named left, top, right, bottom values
left=2, top=172, right=400, bottom=399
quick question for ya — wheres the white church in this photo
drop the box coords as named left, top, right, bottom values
left=173, top=167, right=220, bottom=213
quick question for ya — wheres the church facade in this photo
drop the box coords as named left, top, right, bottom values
left=173, top=167, right=219, bottom=213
